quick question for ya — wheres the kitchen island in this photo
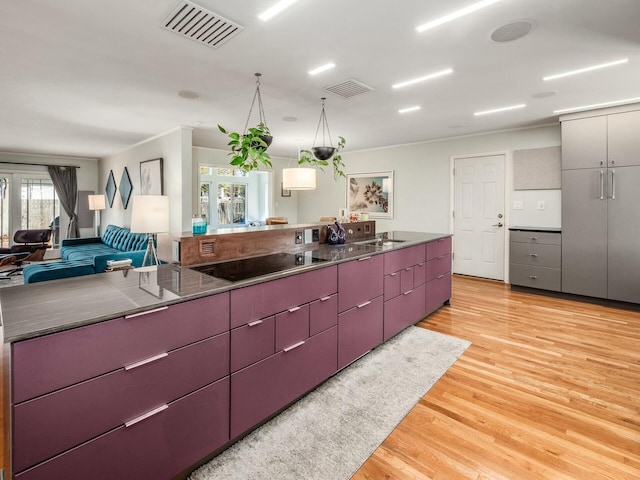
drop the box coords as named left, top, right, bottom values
left=1, top=230, right=452, bottom=480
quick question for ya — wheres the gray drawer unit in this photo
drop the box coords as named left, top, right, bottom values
left=509, top=230, right=561, bottom=291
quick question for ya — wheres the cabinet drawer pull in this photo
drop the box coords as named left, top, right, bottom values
left=437, top=274, right=446, bottom=279
left=437, top=238, right=445, bottom=242
left=529, top=236, right=538, bottom=240
left=288, top=306, right=301, bottom=313
left=125, top=306, right=168, bottom=319
left=437, top=255, right=445, bottom=260
left=390, top=272, right=398, bottom=277
left=403, top=289, right=414, bottom=296
left=283, top=340, right=305, bottom=352
left=248, top=320, right=263, bottom=327
left=405, top=267, right=412, bottom=271
left=125, top=404, right=168, bottom=428
left=529, top=253, right=538, bottom=257
left=124, top=352, right=168, bottom=371
left=357, top=300, right=372, bottom=309
left=320, top=295, right=332, bottom=301
left=529, top=275, right=538, bottom=279
left=358, top=256, right=372, bottom=262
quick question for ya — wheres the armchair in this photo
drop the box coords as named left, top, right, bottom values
left=0, top=229, right=52, bottom=263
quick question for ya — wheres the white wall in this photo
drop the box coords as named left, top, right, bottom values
left=0, top=151, right=99, bottom=243
left=297, top=124, right=562, bottom=233
left=100, top=127, right=192, bottom=233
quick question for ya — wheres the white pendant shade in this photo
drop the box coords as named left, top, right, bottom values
left=283, top=168, right=316, bottom=190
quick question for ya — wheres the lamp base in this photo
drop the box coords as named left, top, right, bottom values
left=139, top=233, right=160, bottom=269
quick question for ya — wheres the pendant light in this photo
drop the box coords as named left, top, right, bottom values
left=311, top=97, right=336, bottom=161
left=283, top=147, right=316, bottom=190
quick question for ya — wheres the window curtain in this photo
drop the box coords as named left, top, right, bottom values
left=47, top=166, right=80, bottom=239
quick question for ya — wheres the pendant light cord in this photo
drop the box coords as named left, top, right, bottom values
left=243, top=73, right=268, bottom=134
left=312, top=97, right=333, bottom=148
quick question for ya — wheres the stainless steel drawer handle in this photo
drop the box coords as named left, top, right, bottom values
left=600, top=170, right=605, bottom=200
left=320, top=296, right=331, bottom=302
left=529, top=236, right=538, bottom=240
left=283, top=340, right=305, bottom=352
left=125, top=352, right=168, bottom=371
left=125, top=404, right=168, bottom=428
left=390, top=272, right=398, bottom=277
left=529, top=253, right=538, bottom=257
left=437, top=255, right=446, bottom=260
left=437, top=274, right=445, bottom=279
left=125, top=306, right=168, bottom=319
left=529, top=275, right=538, bottom=279
left=358, top=256, right=372, bottom=261
left=357, top=300, right=372, bottom=309
left=405, top=267, right=412, bottom=271
left=403, top=289, right=414, bottom=296
left=248, top=320, right=263, bottom=327
left=288, top=306, right=301, bottom=313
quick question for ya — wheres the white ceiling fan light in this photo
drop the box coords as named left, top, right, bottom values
left=543, top=58, right=629, bottom=81
left=474, top=103, right=526, bottom=116
left=392, top=68, right=453, bottom=89
left=416, top=0, right=504, bottom=33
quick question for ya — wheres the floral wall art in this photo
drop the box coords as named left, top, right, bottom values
left=346, top=171, right=394, bottom=219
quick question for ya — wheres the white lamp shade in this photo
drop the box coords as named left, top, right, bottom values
left=130, top=195, right=170, bottom=233
left=88, top=194, right=106, bottom=210
left=282, top=168, right=316, bottom=190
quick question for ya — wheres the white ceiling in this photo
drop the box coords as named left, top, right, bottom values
left=1, top=0, right=639, bottom=160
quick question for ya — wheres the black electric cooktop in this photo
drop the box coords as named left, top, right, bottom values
left=191, top=252, right=328, bottom=282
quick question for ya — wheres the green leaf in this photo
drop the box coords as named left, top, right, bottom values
left=229, top=132, right=240, bottom=140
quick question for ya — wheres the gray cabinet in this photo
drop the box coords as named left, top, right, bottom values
left=509, top=230, right=562, bottom=292
left=561, top=108, right=640, bottom=302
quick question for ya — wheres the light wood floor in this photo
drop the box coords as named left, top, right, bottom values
left=2, top=276, right=638, bottom=478
left=354, top=275, right=640, bottom=479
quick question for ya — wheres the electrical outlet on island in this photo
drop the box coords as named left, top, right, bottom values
left=295, top=231, right=303, bottom=244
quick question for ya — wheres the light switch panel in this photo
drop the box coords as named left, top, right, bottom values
left=513, top=200, right=524, bottom=210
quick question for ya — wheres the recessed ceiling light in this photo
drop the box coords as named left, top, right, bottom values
left=178, top=90, right=199, bottom=99
left=543, top=58, right=629, bottom=81
left=491, top=21, right=533, bottom=42
left=283, top=116, right=298, bottom=122
left=258, top=0, right=299, bottom=21
left=553, top=97, right=640, bottom=114
left=308, top=63, right=336, bottom=76
left=392, top=68, right=453, bottom=89
left=532, top=90, right=558, bottom=99
left=416, top=0, right=503, bottom=33
left=448, top=123, right=466, bottom=129
left=474, top=103, right=526, bottom=116
left=399, top=106, right=421, bottom=114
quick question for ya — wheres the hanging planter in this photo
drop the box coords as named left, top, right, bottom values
left=298, top=98, right=346, bottom=180
left=218, top=73, right=273, bottom=172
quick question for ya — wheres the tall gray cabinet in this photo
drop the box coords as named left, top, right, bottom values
left=561, top=107, right=640, bottom=303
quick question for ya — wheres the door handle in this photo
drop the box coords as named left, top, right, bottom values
left=609, top=169, right=615, bottom=200
left=600, top=170, right=604, bottom=200
left=492, top=223, right=503, bottom=228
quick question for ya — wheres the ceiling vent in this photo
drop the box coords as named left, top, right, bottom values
left=162, top=0, right=243, bottom=49
left=324, top=79, right=374, bottom=99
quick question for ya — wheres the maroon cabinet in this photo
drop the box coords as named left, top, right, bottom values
left=230, top=326, right=338, bottom=438
left=309, top=293, right=338, bottom=336
left=15, top=378, right=230, bottom=480
left=275, top=304, right=310, bottom=351
left=383, top=284, right=426, bottom=340
left=426, top=273, right=452, bottom=314
left=338, top=255, right=383, bottom=312
left=337, top=295, right=383, bottom=369
left=425, top=237, right=452, bottom=314
left=230, top=316, right=275, bottom=373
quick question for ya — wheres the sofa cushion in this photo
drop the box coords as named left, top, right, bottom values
left=101, top=225, right=147, bottom=251
left=23, top=260, right=95, bottom=284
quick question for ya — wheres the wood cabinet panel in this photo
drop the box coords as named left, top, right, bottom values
left=338, top=255, right=383, bottom=312
left=607, top=110, right=640, bottom=167
left=426, top=237, right=452, bottom=260
left=384, top=245, right=425, bottom=275
left=426, top=274, right=452, bottom=314
left=230, top=316, right=275, bottom=373
left=275, top=304, right=310, bottom=351
left=561, top=116, right=607, bottom=170
left=510, top=243, right=561, bottom=269
left=15, top=378, right=230, bottom=480
left=383, top=284, right=426, bottom=341
left=510, top=230, right=561, bottom=245
left=384, top=272, right=401, bottom=301
left=427, top=254, right=451, bottom=282
left=337, top=295, right=383, bottom=369
left=12, top=293, right=230, bottom=403
left=509, top=264, right=562, bottom=291
left=309, top=293, right=338, bottom=336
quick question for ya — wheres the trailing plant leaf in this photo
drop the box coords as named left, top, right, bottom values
left=298, top=135, right=346, bottom=180
left=218, top=123, right=273, bottom=172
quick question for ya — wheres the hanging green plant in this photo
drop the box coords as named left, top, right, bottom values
left=299, top=135, right=346, bottom=180
left=218, top=73, right=273, bottom=173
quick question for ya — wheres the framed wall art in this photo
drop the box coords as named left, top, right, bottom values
left=105, top=170, right=117, bottom=208
left=346, top=171, right=394, bottom=219
left=119, top=166, right=133, bottom=209
left=140, top=157, right=164, bottom=195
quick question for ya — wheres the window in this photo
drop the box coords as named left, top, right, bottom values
left=217, top=183, right=247, bottom=226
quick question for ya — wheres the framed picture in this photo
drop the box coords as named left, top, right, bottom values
left=105, top=170, right=117, bottom=208
left=119, top=166, right=133, bottom=209
left=346, top=171, right=394, bottom=219
left=281, top=182, right=291, bottom=197
left=140, top=158, right=164, bottom=195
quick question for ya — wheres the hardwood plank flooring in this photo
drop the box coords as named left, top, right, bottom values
left=353, top=275, right=640, bottom=480
left=1, top=275, right=638, bottom=478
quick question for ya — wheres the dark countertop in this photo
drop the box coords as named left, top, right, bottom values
left=509, top=226, right=561, bottom=233
left=0, top=231, right=450, bottom=343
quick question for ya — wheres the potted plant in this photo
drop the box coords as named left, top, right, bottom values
left=218, top=123, right=273, bottom=173
left=299, top=135, right=346, bottom=180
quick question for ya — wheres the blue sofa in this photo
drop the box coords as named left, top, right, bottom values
left=60, top=224, right=148, bottom=273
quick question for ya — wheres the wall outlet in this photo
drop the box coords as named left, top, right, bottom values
left=312, top=229, right=320, bottom=242
left=537, top=201, right=546, bottom=210
left=172, top=240, right=181, bottom=262
left=295, top=231, right=303, bottom=244
left=513, top=200, right=524, bottom=210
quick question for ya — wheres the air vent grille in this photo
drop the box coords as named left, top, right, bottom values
left=163, top=0, right=243, bottom=49
left=200, top=240, right=216, bottom=256
left=324, top=79, right=374, bottom=99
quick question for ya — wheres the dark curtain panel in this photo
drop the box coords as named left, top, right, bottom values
left=47, top=166, right=80, bottom=239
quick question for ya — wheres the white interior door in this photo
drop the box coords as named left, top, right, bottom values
left=453, top=154, right=505, bottom=280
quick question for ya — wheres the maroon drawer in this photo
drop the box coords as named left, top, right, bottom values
left=12, top=293, right=230, bottom=403
left=401, top=267, right=414, bottom=293
left=426, top=237, right=452, bottom=260
left=338, top=255, right=384, bottom=312
left=427, top=254, right=451, bottom=282
left=426, top=274, right=452, bottom=314
left=230, top=316, right=275, bottom=373
left=384, top=272, right=401, bottom=301
left=276, top=304, right=310, bottom=351
left=383, top=284, right=426, bottom=341
left=13, top=333, right=229, bottom=472
left=309, top=293, right=338, bottom=336
left=384, top=245, right=425, bottom=274
left=15, top=378, right=230, bottom=480
left=230, top=326, right=337, bottom=438
left=230, top=265, right=337, bottom=328
left=414, top=261, right=427, bottom=286
left=338, top=295, right=384, bottom=369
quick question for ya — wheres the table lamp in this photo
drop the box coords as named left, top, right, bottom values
left=130, top=195, right=170, bottom=270
left=88, top=194, right=106, bottom=237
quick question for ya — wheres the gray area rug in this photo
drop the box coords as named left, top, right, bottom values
left=189, top=326, right=470, bottom=480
